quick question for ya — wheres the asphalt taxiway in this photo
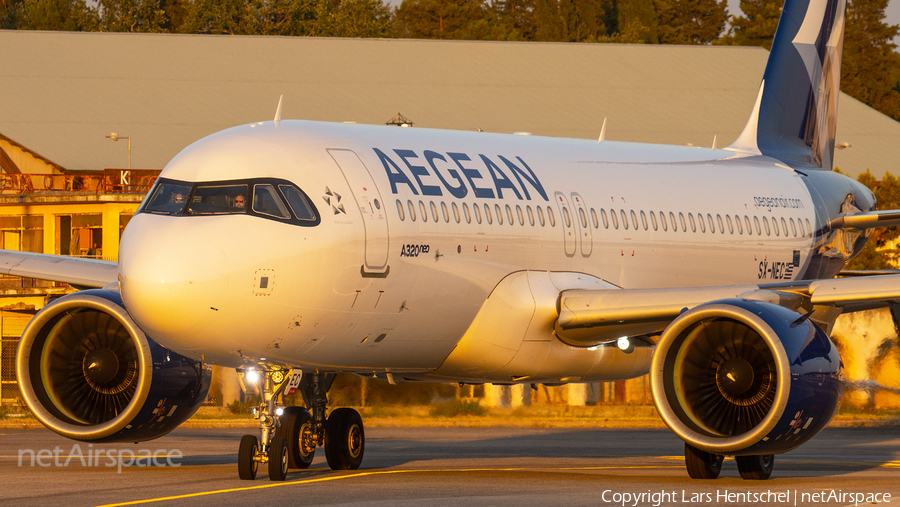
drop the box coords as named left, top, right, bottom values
left=1, top=426, right=898, bottom=507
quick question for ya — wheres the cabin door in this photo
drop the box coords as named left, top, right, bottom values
left=570, top=193, right=592, bottom=257
left=555, top=192, right=577, bottom=257
left=328, top=149, right=390, bottom=275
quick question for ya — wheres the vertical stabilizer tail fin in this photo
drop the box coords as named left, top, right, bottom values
left=728, top=0, right=846, bottom=170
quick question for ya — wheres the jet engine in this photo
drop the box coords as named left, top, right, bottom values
left=650, top=298, right=843, bottom=456
left=16, top=289, right=210, bottom=443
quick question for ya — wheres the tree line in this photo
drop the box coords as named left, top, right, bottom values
left=2, top=0, right=899, bottom=122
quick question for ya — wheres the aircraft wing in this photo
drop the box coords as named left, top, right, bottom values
left=0, top=250, right=117, bottom=289
left=555, top=275, right=900, bottom=345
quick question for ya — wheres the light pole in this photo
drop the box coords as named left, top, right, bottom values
left=105, top=132, right=131, bottom=170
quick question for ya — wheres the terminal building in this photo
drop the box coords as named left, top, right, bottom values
left=2, top=30, right=899, bottom=408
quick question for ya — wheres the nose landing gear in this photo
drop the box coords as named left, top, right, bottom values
left=236, top=366, right=294, bottom=480
left=236, top=368, right=365, bottom=481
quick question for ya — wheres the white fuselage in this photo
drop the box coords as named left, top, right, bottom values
left=116, top=120, right=865, bottom=383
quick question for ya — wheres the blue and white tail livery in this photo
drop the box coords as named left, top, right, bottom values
left=731, top=0, right=846, bottom=170
left=8, top=0, right=900, bottom=482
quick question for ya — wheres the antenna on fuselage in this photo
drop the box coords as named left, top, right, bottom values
left=274, top=95, right=284, bottom=129
left=712, top=135, right=717, bottom=150
left=597, top=118, right=607, bottom=144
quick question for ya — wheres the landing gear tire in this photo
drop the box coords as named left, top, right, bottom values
left=238, top=435, right=259, bottom=480
left=277, top=406, right=315, bottom=469
left=684, top=443, right=723, bottom=479
left=324, top=408, right=365, bottom=470
left=736, top=454, right=774, bottom=480
left=268, top=435, right=289, bottom=481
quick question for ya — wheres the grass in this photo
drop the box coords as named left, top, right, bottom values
left=429, top=400, right=486, bottom=417
left=4, top=401, right=899, bottom=429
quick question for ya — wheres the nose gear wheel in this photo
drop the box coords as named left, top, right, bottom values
left=236, top=369, right=367, bottom=480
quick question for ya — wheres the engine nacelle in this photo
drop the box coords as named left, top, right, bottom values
left=650, top=298, right=843, bottom=456
left=16, top=289, right=211, bottom=443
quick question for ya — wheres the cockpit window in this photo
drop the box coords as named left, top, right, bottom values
left=253, top=184, right=291, bottom=219
left=140, top=177, right=320, bottom=226
left=280, top=185, right=316, bottom=221
left=144, top=182, right=193, bottom=214
left=188, top=185, right=249, bottom=215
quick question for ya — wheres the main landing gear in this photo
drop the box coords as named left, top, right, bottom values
left=684, top=444, right=774, bottom=480
left=237, top=369, right=365, bottom=481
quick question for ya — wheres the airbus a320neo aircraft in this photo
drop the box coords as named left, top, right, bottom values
left=9, top=0, right=900, bottom=482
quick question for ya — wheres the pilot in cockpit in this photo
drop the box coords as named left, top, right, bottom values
left=234, top=194, right=246, bottom=209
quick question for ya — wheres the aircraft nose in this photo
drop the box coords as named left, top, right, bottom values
left=118, top=215, right=227, bottom=349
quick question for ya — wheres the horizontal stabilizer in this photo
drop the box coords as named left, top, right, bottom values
left=828, top=209, right=900, bottom=230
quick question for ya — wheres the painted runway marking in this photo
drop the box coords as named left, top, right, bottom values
left=95, top=466, right=684, bottom=507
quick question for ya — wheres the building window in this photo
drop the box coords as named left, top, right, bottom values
left=57, top=214, right=101, bottom=257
